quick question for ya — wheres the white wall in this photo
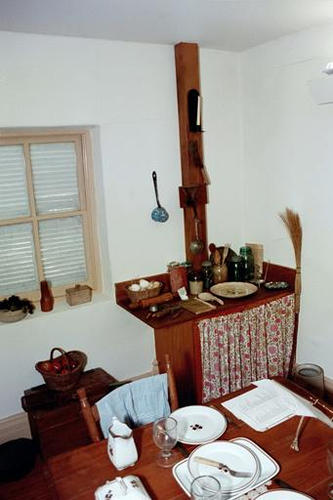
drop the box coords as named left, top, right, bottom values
left=0, top=31, right=242, bottom=418
left=201, top=50, right=243, bottom=249
left=241, top=24, right=333, bottom=378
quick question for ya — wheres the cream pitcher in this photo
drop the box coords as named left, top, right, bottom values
left=107, top=417, right=138, bottom=470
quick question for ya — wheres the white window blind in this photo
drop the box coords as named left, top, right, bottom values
left=30, top=142, right=80, bottom=214
left=0, top=132, right=97, bottom=299
left=39, top=216, right=87, bottom=287
left=0, top=223, right=38, bottom=295
left=0, top=145, right=30, bottom=219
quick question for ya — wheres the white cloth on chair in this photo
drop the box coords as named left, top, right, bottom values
left=96, top=373, right=170, bottom=438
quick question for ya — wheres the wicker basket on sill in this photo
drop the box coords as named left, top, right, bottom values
left=66, top=284, right=92, bottom=306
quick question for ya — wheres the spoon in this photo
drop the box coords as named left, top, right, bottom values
left=198, top=292, right=224, bottom=306
left=151, top=171, right=169, bottom=223
left=190, top=217, right=204, bottom=255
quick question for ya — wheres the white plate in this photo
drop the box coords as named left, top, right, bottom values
left=170, top=405, right=227, bottom=445
left=187, top=440, right=260, bottom=493
left=256, top=491, right=314, bottom=499
left=210, top=282, right=258, bottom=298
left=172, top=437, right=280, bottom=499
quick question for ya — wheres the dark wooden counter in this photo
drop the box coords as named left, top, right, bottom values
left=115, top=263, right=295, bottom=330
left=115, top=263, right=296, bottom=406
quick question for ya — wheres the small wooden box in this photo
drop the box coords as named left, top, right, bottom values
left=66, top=284, right=92, bottom=306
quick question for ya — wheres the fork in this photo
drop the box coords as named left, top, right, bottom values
left=194, top=456, right=252, bottom=477
left=290, top=416, right=306, bottom=452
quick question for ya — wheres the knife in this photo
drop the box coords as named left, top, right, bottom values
left=194, top=456, right=252, bottom=477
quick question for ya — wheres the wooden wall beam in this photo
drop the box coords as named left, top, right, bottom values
left=175, top=42, right=208, bottom=269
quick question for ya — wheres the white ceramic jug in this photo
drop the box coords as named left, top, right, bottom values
left=107, top=417, right=138, bottom=470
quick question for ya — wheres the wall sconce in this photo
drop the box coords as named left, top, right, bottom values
left=322, top=62, right=333, bottom=75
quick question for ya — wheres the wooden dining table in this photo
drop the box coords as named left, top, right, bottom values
left=46, top=378, right=333, bottom=499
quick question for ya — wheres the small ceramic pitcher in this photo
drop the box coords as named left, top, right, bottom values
left=107, top=417, right=138, bottom=470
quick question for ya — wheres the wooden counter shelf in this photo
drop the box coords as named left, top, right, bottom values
left=115, top=263, right=296, bottom=407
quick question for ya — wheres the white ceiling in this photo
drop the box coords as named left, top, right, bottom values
left=1, top=0, right=333, bottom=51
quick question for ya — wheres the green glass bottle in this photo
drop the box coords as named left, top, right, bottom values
left=239, top=246, right=254, bottom=281
left=201, top=260, right=213, bottom=291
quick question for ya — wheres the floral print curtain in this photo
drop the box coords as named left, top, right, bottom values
left=198, top=294, right=295, bottom=403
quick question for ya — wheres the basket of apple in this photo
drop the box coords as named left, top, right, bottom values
left=35, top=347, right=87, bottom=392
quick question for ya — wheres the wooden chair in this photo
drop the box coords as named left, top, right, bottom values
left=77, top=354, right=179, bottom=442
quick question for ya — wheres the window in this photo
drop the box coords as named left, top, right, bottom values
left=0, top=130, right=99, bottom=300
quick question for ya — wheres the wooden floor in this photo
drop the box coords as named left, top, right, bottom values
left=0, top=456, right=52, bottom=500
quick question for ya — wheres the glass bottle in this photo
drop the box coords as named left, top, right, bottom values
left=239, top=246, right=254, bottom=281
left=227, top=256, right=243, bottom=282
left=188, top=271, right=203, bottom=296
left=40, top=280, right=54, bottom=312
left=201, top=261, right=213, bottom=291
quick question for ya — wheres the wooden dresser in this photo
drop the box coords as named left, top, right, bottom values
left=21, top=368, right=116, bottom=458
left=115, top=263, right=297, bottom=407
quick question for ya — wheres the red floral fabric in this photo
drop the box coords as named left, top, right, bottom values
left=198, top=294, right=295, bottom=403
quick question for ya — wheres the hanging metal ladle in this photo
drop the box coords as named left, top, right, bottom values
left=151, top=171, right=169, bottom=223
left=190, top=206, right=204, bottom=255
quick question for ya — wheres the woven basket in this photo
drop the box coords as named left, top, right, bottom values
left=35, top=347, right=87, bottom=392
left=126, top=282, right=162, bottom=303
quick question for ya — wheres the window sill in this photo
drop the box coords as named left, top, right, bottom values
left=0, top=292, right=113, bottom=327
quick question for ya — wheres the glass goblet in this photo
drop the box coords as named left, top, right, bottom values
left=328, top=439, right=333, bottom=499
left=190, top=475, right=221, bottom=499
left=152, top=416, right=178, bottom=468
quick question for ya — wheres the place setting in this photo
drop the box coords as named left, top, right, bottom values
left=160, top=404, right=282, bottom=498
left=164, top=403, right=318, bottom=498
left=172, top=437, right=281, bottom=499
left=170, top=405, right=228, bottom=445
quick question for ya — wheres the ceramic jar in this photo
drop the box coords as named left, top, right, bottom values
left=212, top=263, right=228, bottom=284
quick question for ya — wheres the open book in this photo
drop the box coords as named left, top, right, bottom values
left=222, top=379, right=333, bottom=431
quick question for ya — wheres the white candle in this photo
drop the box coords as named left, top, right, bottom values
left=196, top=95, right=201, bottom=127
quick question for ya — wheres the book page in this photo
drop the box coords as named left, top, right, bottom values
left=222, top=384, right=296, bottom=431
left=222, top=379, right=333, bottom=431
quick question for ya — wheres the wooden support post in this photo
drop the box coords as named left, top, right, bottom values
left=175, top=42, right=208, bottom=269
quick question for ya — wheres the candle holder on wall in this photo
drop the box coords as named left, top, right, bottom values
left=188, top=89, right=202, bottom=132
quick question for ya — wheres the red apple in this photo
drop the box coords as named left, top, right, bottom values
left=52, top=360, right=62, bottom=373
left=40, top=361, right=53, bottom=372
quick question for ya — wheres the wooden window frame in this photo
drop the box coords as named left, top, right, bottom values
left=0, top=129, right=100, bottom=302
